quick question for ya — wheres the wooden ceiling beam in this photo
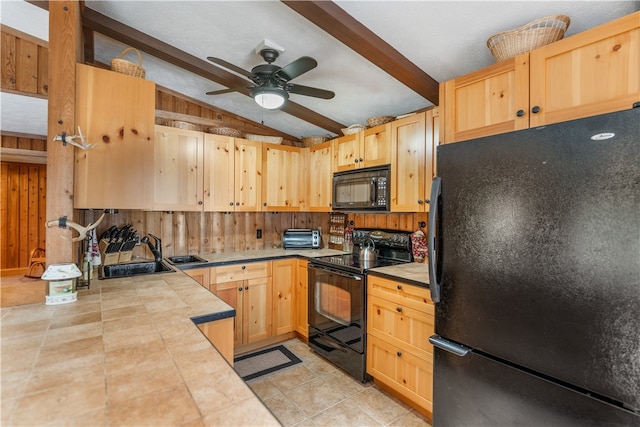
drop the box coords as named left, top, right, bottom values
left=282, top=0, right=440, bottom=106
left=80, top=7, right=345, bottom=135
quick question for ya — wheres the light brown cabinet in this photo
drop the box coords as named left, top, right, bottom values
left=184, top=267, right=210, bottom=289
left=272, top=259, right=295, bottom=336
left=262, top=144, right=303, bottom=211
left=367, top=275, right=434, bottom=413
left=306, top=141, right=334, bottom=212
left=204, top=135, right=262, bottom=211
left=441, top=12, right=639, bottom=143
left=390, top=109, right=439, bottom=212
left=294, top=259, right=309, bottom=339
left=74, top=64, right=155, bottom=209
left=333, top=123, right=391, bottom=172
left=211, top=261, right=273, bottom=347
left=153, top=125, right=203, bottom=211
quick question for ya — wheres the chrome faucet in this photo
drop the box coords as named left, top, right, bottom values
left=142, top=233, right=162, bottom=262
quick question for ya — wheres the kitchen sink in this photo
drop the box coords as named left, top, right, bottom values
left=102, top=261, right=174, bottom=279
left=166, top=255, right=208, bottom=265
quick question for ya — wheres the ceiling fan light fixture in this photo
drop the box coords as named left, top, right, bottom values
left=252, top=87, right=288, bottom=110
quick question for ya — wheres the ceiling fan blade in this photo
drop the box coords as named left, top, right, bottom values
left=206, top=87, right=242, bottom=95
left=207, top=56, right=255, bottom=79
left=275, top=56, right=317, bottom=81
left=287, top=83, right=335, bottom=99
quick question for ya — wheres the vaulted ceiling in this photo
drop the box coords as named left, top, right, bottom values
left=2, top=1, right=638, bottom=139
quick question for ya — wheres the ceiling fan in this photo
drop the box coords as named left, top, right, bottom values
left=206, top=48, right=335, bottom=110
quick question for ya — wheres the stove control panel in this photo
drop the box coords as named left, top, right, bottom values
left=352, top=229, right=411, bottom=251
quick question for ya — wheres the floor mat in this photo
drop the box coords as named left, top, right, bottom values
left=234, top=344, right=302, bottom=381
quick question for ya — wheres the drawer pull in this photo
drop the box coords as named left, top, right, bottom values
left=242, top=265, right=246, bottom=270
left=397, top=351, right=402, bottom=357
left=238, top=287, right=243, bottom=291
left=396, top=307, right=403, bottom=313
left=244, top=286, right=249, bottom=290
left=397, top=284, right=403, bottom=290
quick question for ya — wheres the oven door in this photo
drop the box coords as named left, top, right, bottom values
left=308, top=264, right=365, bottom=353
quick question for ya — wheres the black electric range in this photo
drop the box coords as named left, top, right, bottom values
left=310, top=228, right=413, bottom=274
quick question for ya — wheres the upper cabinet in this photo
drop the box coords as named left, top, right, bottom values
left=262, top=144, right=303, bottom=211
left=529, top=12, right=640, bottom=127
left=441, top=11, right=640, bottom=143
left=154, top=126, right=203, bottom=211
left=306, top=141, right=334, bottom=212
left=390, top=111, right=439, bottom=213
left=333, top=123, right=391, bottom=172
left=74, top=64, right=155, bottom=209
left=204, top=135, right=262, bottom=212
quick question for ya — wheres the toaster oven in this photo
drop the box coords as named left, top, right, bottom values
left=283, top=229, right=321, bottom=249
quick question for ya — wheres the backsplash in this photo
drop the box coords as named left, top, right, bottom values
left=79, top=210, right=428, bottom=260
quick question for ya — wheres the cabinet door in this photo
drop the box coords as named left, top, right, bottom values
left=203, top=133, right=235, bottom=211
left=529, top=13, right=640, bottom=127
left=244, top=277, right=272, bottom=344
left=391, top=112, right=426, bottom=212
left=153, top=126, right=203, bottom=211
left=234, top=139, right=262, bottom=211
left=74, top=64, right=155, bottom=209
left=333, top=133, right=360, bottom=172
left=441, top=53, right=529, bottom=143
left=295, top=259, right=309, bottom=338
left=361, top=123, right=391, bottom=168
left=262, top=144, right=302, bottom=211
left=184, top=267, right=210, bottom=289
left=272, top=259, right=295, bottom=336
left=215, top=280, right=243, bottom=346
left=307, top=141, right=333, bottom=212
left=367, top=334, right=433, bottom=412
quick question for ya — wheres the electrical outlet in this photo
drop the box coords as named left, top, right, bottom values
left=257, top=229, right=262, bottom=239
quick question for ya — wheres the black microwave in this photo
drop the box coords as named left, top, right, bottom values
left=332, top=165, right=390, bottom=211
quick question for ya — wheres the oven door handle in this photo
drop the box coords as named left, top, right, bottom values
left=308, top=264, right=362, bottom=281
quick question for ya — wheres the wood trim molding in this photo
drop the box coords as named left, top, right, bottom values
left=0, top=147, right=47, bottom=164
left=282, top=1, right=440, bottom=106
left=1, top=87, right=48, bottom=100
left=1, top=25, right=49, bottom=47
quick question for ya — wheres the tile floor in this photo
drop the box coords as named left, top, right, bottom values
left=245, top=339, right=432, bottom=427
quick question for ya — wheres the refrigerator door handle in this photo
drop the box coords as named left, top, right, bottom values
left=428, top=176, right=442, bottom=303
left=429, top=335, right=471, bottom=357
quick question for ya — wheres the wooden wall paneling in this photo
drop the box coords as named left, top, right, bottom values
left=16, top=38, right=38, bottom=93
left=186, top=211, right=202, bottom=254
left=234, top=212, right=246, bottom=251
left=18, top=165, right=29, bottom=266
left=159, top=211, right=174, bottom=257
left=1, top=164, right=10, bottom=268
left=172, top=212, right=186, bottom=256
left=28, top=165, right=41, bottom=259
left=223, top=212, right=235, bottom=252
left=201, top=212, right=214, bottom=254
left=3, top=136, right=18, bottom=149
left=210, top=212, right=224, bottom=253
left=1, top=31, right=16, bottom=90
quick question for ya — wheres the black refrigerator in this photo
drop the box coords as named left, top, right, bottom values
left=427, top=108, right=640, bottom=426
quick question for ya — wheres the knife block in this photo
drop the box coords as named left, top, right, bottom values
left=118, top=251, right=132, bottom=263
left=99, top=240, right=120, bottom=266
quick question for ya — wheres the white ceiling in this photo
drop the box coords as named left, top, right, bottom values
left=1, top=1, right=638, bottom=139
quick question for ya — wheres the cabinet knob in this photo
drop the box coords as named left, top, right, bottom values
left=236, top=202, right=240, bottom=206
left=354, top=158, right=359, bottom=163
left=531, top=106, right=541, bottom=114
left=241, top=265, right=246, bottom=270
left=396, top=307, right=403, bottom=313
left=359, top=158, right=364, bottom=162
left=238, top=287, right=243, bottom=291
left=244, top=286, right=249, bottom=290
left=397, top=351, right=402, bottom=357
left=418, top=199, right=423, bottom=204
left=230, top=202, right=234, bottom=206
left=397, top=284, right=403, bottom=290
left=425, top=199, right=430, bottom=204
left=516, top=109, right=525, bottom=117
left=263, top=202, right=267, bottom=206
left=198, top=201, right=203, bottom=205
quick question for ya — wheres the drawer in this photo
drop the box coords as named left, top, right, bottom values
left=368, top=295, right=434, bottom=359
left=211, top=261, right=271, bottom=284
left=368, top=275, right=434, bottom=313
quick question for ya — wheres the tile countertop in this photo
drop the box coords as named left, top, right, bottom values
left=0, top=248, right=429, bottom=426
left=0, top=268, right=280, bottom=427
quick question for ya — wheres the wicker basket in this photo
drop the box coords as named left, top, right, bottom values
left=487, top=15, right=570, bottom=62
left=366, top=116, right=395, bottom=127
left=111, top=47, right=146, bottom=79
left=341, top=124, right=366, bottom=136
left=245, top=133, right=283, bottom=144
left=205, top=126, right=243, bottom=138
left=301, top=135, right=331, bottom=147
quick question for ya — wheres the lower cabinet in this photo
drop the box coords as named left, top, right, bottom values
left=197, top=317, right=234, bottom=366
left=367, top=275, right=435, bottom=414
left=210, top=261, right=273, bottom=347
left=272, top=259, right=295, bottom=336
left=294, top=259, right=309, bottom=339
left=183, top=268, right=209, bottom=289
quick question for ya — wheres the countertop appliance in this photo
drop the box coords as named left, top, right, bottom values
left=308, top=229, right=413, bottom=382
left=428, top=108, right=640, bottom=426
left=282, top=229, right=321, bottom=249
left=332, top=165, right=390, bottom=211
